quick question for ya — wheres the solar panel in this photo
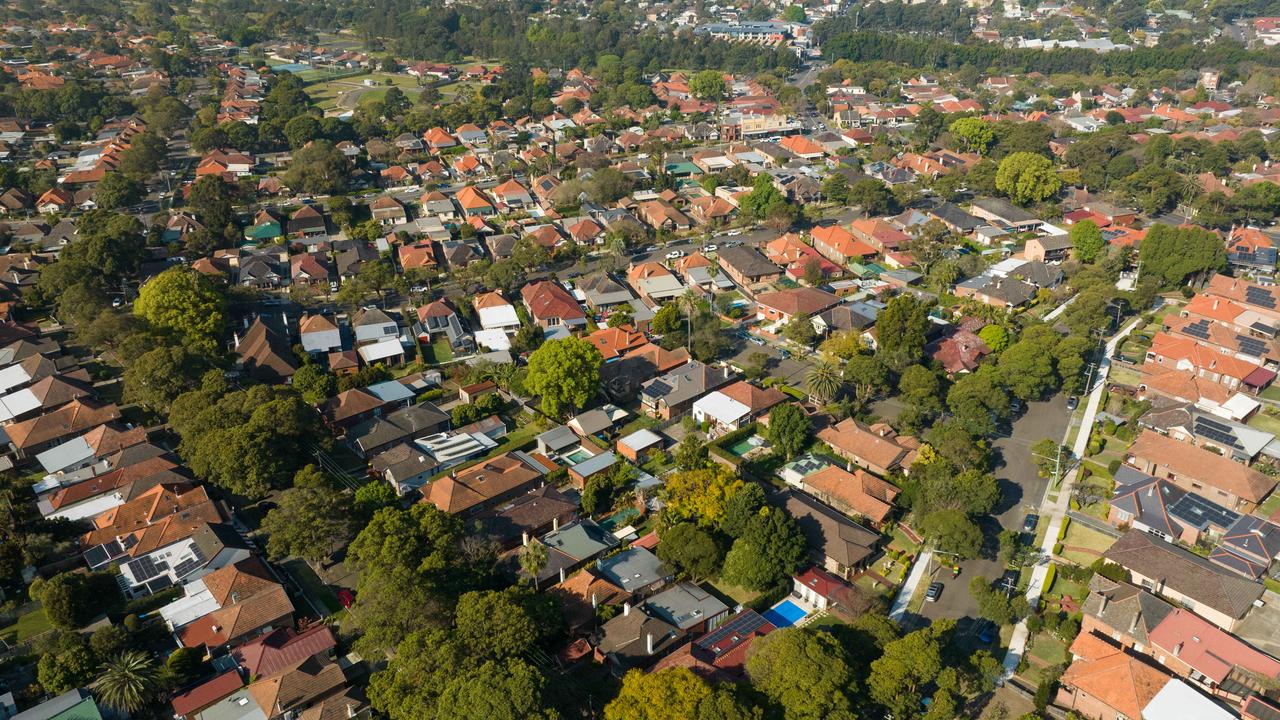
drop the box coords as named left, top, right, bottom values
left=1183, top=323, right=1211, bottom=340
left=696, top=609, right=769, bottom=651
left=145, top=575, right=174, bottom=593
left=1194, top=417, right=1243, bottom=450
left=1237, top=335, right=1268, bottom=357
left=172, top=558, right=200, bottom=578
left=84, top=544, right=111, bottom=569
left=1168, top=491, right=1239, bottom=530
left=1246, top=287, right=1278, bottom=309
left=125, top=556, right=161, bottom=581
left=1252, top=322, right=1279, bottom=338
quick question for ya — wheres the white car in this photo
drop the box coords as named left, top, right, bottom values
left=726, top=229, right=743, bottom=236
left=665, top=250, right=684, bottom=259
left=703, top=244, right=718, bottom=252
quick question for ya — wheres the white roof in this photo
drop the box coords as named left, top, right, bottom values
left=0, top=363, right=31, bottom=395
left=365, top=380, right=414, bottom=403
left=358, top=337, right=405, bottom=363
left=1219, top=393, right=1261, bottom=421
left=692, top=391, right=751, bottom=425
left=0, top=387, right=40, bottom=422
left=35, top=437, right=93, bottom=474
left=478, top=304, right=521, bottom=330
left=1141, top=679, right=1234, bottom=720
left=619, top=428, right=663, bottom=451
left=473, top=329, right=512, bottom=351
left=159, top=578, right=220, bottom=629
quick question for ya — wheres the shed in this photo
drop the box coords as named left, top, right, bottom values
left=617, top=429, right=664, bottom=463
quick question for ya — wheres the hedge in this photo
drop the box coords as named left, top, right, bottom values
left=1057, top=516, right=1071, bottom=541
left=1043, top=562, right=1057, bottom=595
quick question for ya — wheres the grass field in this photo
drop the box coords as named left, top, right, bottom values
left=1249, top=408, right=1280, bottom=437
left=422, top=336, right=455, bottom=365
left=1059, top=523, right=1116, bottom=566
left=309, top=72, right=426, bottom=111
left=709, top=578, right=761, bottom=606
left=0, top=606, right=51, bottom=645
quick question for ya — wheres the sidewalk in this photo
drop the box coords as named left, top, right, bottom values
left=889, top=550, right=933, bottom=623
left=1001, top=316, right=1141, bottom=680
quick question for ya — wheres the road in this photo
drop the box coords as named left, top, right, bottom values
left=903, top=396, right=1070, bottom=633
left=1001, top=316, right=1143, bottom=679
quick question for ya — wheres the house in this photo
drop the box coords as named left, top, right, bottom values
left=455, top=186, right=496, bottom=217
left=369, top=196, right=407, bottom=226
left=1101, top=530, right=1264, bottom=632
left=1146, top=608, right=1280, bottom=702
left=716, top=246, right=783, bottom=293
left=476, top=485, right=578, bottom=551
left=811, top=225, right=877, bottom=266
left=414, top=300, right=474, bottom=354
left=601, top=343, right=691, bottom=400
left=473, top=291, right=521, bottom=334
left=593, top=602, right=683, bottom=673
left=233, top=318, right=297, bottom=384
left=1125, top=430, right=1276, bottom=513
left=644, top=582, right=730, bottom=632
left=1081, top=574, right=1175, bottom=654
left=777, top=490, right=881, bottom=580
left=1055, top=634, right=1174, bottom=720
left=924, top=327, right=991, bottom=374
left=849, top=218, right=910, bottom=253
left=817, top=418, right=919, bottom=476
left=1108, top=467, right=1238, bottom=546
left=521, top=280, right=587, bottom=330
left=351, top=307, right=400, bottom=346
left=578, top=273, right=636, bottom=313
left=636, top=200, right=692, bottom=232
left=969, top=197, right=1043, bottom=232
left=954, top=275, right=1037, bottom=309
left=348, top=403, right=450, bottom=457
left=1227, top=227, right=1278, bottom=274
left=299, top=314, right=342, bottom=355
left=792, top=566, right=871, bottom=618
left=162, top=557, right=294, bottom=651
left=320, top=388, right=387, bottom=429
left=491, top=179, right=533, bottom=208
left=7, top=398, right=121, bottom=459
left=423, top=450, right=555, bottom=517
left=534, top=518, right=621, bottom=587
left=754, top=288, right=841, bottom=326
left=626, top=263, right=685, bottom=305
left=640, top=361, right=735, bottom=420
left=1084, top=200, right=1138, bottom=227
left=617, top=428, right=664, bottom=463
left=567, top=451, right=618, bottom=489
left=800, top=465, right=900, bottom=527
left=9, top=689, right=106, bottom=720
left=287, top=205, right=327, bottom=237
left=233, top=625, right=337, bottom=680
left=587, top=325, right=648, bottom=361
left=1024, top=234, right=1074, bottom=262
left=691, top=381, right=785, bottom=436
left=290, top=252, right=331, bottom=287
left=1209, top=514, right=1280, bottom=579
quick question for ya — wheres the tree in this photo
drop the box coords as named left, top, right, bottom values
left=355, top=481, right=398, bottom=518
left=134, top=266, right=225, bottom=350
left=95, top=651, right=158, bottom=713
left=1070, top=220, right=1104, bottom=263
left=969, top=576, right=1032, bottom=625
left=518, top=541, right=548, bottom=578
left=284, top=140, right=350, bottom=195
left=766, top=403, right=811, bottom=459
left=847, top=178, right=896, bottom=216
left=673, top=433, right=710, bottom=471
left=123, top=345, right=204, bottom=411
left=821, top=172, right=849, bottom=204
left=783, top=314, right=817, bottom=347
left=721, top=507, right=806, bottom=590
left=740, top=174, right=792, bottom=223
left=606, top=668, right=712, bottom=720
left=663, top=467, right=743, bottom=527
left=653, top=303, right=682, bottom=335
left=453, top=588, right=542, bottom=659
left=38, top=572, right=121, bottom=630
left=782, top=4, right=807, bottom=22
left=844, top=354, right=892, bottom=407
left=1138, top=223, right=1226, bottom=288
left=918, top=509, right=983, bottom=559
left=998, top=331, right=1059, bottom=400
left=657, top=523, right=722, bottom=582
left=876, top=294, right=931, bottom=372
left=291, top=363, right=337, bottom=404
left=977, top=324, right=1009, bottom=352
left=946, top=368, right=1009, bottom=437
left=996, top=151, right=1061, bottom=206
left=434, top=659, right=556, bottom=720
left=746, top=628, right=857, bottom=720
left=949, top=117, right=994, bottom=154
left=524, top=337, right=602, bottom=417
left=38, top=633, right=98, bottom=695
left=284, top=115, right=322, bottom=149
left=720, top=483, right=767, bottom=538
left=868, top=620, right=954, bottom=720
left=186, top=175, right=235, bottom=232
left=607, top=306, right=634, bottom=328
left=805, top=361, right=842, bottom=404
left=260, top=465, right=353, bottom=563
left=689, top=70, right=726, bottom=100
left=95, top=172, right=143, bottom=210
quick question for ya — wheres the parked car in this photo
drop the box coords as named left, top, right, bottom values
left=975, top=619, right=996, bottom=644
left=749, top=336, right=766, bottom=346
left=1022, top=513, right=1039, bottom=534
left=925, top=582, right=944, bottom=602
left=1066, top=395, right=1079, bottom=411
left=703, top=244, right=718, bottom=252
left=1009, top=399, right=1024, bottom=415
left=665, top=250, right=685, bottom=259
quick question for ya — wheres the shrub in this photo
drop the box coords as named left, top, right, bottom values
left=1043, top=563, right=1057, bottom=594
left=1052, top=542, right=1064, bottom=556
left=1107, top=459, right=1122, bottom=475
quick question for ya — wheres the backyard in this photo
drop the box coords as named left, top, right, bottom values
left=0, top=605, right=51, bottom=646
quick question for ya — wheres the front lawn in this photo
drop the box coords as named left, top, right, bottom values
left=708, top=578, right=761, bottom=606
left=0, top=606, right=52, bottom=645
left=1058, top=524, right=1116, bottom=567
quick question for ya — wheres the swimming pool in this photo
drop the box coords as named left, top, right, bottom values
left=599, top=507, right=640, bottom=532
left=725, top=435, right=766, bottom=457
left=272, top=62, right=312, bottom=73
left=564, top=448, right=594, bottom=464
left=762, top=599, right=809, bottom=628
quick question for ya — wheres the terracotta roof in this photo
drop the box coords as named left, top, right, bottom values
left=754, top=288, right=841, bottom=318
left=1149, top=608, right=1280, bottom=683
left=801, top=465, right=899, bottom=524
left=233, top=625, right=337, bottom=679
left=549, top=568, right=628, bottom=630
left=171, top=669, right=244, bottom=716
left=299, top=314, right=338, bottom=335
left=47, top=455, right=179, bottom=510
left=455, top=185, right=493, bottom=211
left=178, top=582, right=293, bottom=649
left=473, top=290, right=511, bottom=310
left=1060, top=634, right=1171, bottom=719
left=520, top=280, right=584, bottom=322
left=1127, top=430, right=1275, bottom=504
left=235, top=318, right=298, bottom=383
left=717, top=381, right=786, bottom=414
left=587, top=325, right=648, bottom=361
left=816, top=417, right=919, bottom=473
left=247, top=657, right=345, bottom=717
left=82, top=483, right=224, bottom=556
left=7, top=398, right=121, bottom=450
left=424, top=452, right=549, bottom=515
left=321, top=389, right=383, bottom=424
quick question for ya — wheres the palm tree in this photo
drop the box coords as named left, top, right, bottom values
left=95, top=650, right=158, bottom=713
left=805, top=362, right=843, bottom=405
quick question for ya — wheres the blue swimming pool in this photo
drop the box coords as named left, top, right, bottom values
left=272, top=62, right=311, bottom=73
left=761, top=599, right=808, bottom=628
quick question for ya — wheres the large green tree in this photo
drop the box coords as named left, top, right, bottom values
left=95, top=651, right=159, bottom=713
left=134, top=266, right=226, bottom=350
left=766, top=403, right=811, bottom=459
left=656, top=523, right=722, bottom=582
left=875, top=294, right=930, bottom=372
left=524, top=337, right=602, bottom=418
left=1138, top=223, right=1226, bottom=288
left=995, top=151, right=1060, bottom=205
left=746, top=628, right=857, bottom=720
left=1069, top=220, right=1104, bottom=263
left=721, top=507, right=806, bottom=590
left=868, top=620, right=954, bottom=720
left=260, top=465, right=353, bottom=562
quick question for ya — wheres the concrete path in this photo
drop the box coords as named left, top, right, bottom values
left=1000, top=316, right=1142, bottom=680
left=889, top=550, right=933, bottom=623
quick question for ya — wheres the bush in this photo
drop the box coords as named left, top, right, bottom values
left=1107, top=459, right=1122, bottom=475
left=1034, top=680, right=1052, bottom=711
left=1043, top=563, right=1057, bottom=595
left=1052, top=542, right=1064, bottom=556
left=1058, top=517, right=1071, bottom=541
left=1180, top=285, right=1195, bottom=299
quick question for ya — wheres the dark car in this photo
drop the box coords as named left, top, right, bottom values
left=1066, top=395, right=1079, bottom=411
left=1022, top=513, right=1040, bottom=534
left=975, top=619, right=997, bottom=644
left=1009, top=398, right=1025, bottom=415
left=925, top=582, right=944, bottom=602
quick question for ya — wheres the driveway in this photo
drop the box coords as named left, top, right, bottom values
left=909, top=397, right=1070, bottom=627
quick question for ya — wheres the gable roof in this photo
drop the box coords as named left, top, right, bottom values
left=1127, top=430, right=1276, bottom=504
left=233, top=625, right=337, bottom=679
left=1060, top=635, right=1171, bottom=719
left=1103, top=530, right=1264, bottom=621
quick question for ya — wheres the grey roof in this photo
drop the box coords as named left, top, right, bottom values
left=1218, top=514, right=1280, bottom=566
left=1081, top=574, right=1174, bottom=646
left=570, top=450, right=617, bottom=479
left=536, top=425, right=579, bottom=453
left=570, top=408, right=614, bottom=436
left=595, top=547, right=667, bottom=592
left=1112, top=466, right=1187, bottom=537
left=349, top=403, right=449, bottom=454
left=1102, top=530, right=1264, bottom=620
left=776, top=490, right=880, bottom=568
left=1007, top=260, right=1063, bottom=288
left=640, top=360, right=733, bottom=410
left=970, top=196, right=1038, bottom=224
left=783, top=452, right=831, bottom=479
left=619, top=428, right=663, bottom=452
left=644, top=582, right=730, bottom=630
left=930, top=202, right=982, bottom=231
left=717, top=245, right=782, bottom=280
left=10, top=689, right=98, bottom=720
left=542, top=519, right=620, bottom=563
left=578, top=273, right=635, bottom=308
left=595, top=606, right=682, bottom=662
left=1034, top=234, right=1074, bottom=251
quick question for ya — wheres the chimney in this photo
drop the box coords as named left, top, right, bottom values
left=553, top=516, right=560, bottom=531
left=591, top=592, right=598, bottom=609
left=1098, top=594, right=1108, bottom=614
left=623, top=602, right=631, bottom=616
left=1130, top=610, right=1141, bottom=634
left=1173, top=642, right=1183, bottom=657
left=559, top=567, right=566, bottom=584
left=646, top=632, right=655, bottom=654
left=522, top=531, right=529, bottom=547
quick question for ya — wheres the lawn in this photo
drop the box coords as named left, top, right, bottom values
left=1259, top=492, right=1280, bottom=521
left=1261, top=384, right=1280, bottom=403
left=283, top=559, right=341, bottom=616
left=1249, top=409, right=1280, bottom=438
left=1027, top=633, right=1069, bottom=667
left=309, top=72, right=424, bottom=110
left=1058, top=524, right=1116, bottom=566
left=0, top=606, right=52, bottom=645
left=422, top=337, right=454, bottom=365
left=708, top=578, right=761, bottom=606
